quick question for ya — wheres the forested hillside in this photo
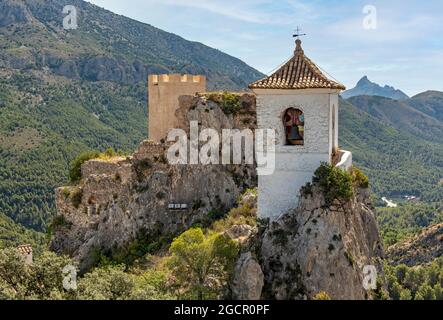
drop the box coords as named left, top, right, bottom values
left=0, top=71, right=146, bottom=229
left=340, top=94, right=443, bottom=250
left=0, top=211, right=45, bottom=251
left=347, top=95, right=443, bottom=144
left=339, top=98, right=443, bottom=203
left=0, top=0, right=263, bottom=231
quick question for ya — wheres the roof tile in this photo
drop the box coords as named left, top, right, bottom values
left=249, top=40, right=346, bottom=91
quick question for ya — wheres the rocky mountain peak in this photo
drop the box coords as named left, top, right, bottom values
left=342, top=76, right=409, bottom=100
left=356, top=75, right=371, bottom=86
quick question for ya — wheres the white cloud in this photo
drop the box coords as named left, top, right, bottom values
left=85, top=0, right=443, bottom=95
left=149, top=0, right=314, bottom=25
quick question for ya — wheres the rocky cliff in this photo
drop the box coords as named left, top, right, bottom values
left=50, top=93, right=257, bottom=271
left=51, top=91, right=385, bottom=300
left=231, top=183, right=385, bottom=300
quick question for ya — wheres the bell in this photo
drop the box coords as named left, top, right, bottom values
left=289, top=125, right=302, bottom=141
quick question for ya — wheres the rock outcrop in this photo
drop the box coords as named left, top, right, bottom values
left=386, top=223, right=443, bottom=267
left=50, top=93, right=256, bottom=271
left=50, top=89, right=385, bottom=300
left=228, top=182, right=384, bottom=300
left=0, top=1, right=28, bottom=28
left=259, top=185, right=384, bottom=300
left=231, top=252, right=264, bottom=300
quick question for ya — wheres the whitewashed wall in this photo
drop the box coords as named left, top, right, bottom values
left=254, top=89, right=340, bottom=219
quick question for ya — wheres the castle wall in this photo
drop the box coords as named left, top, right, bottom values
left=148, top=74, right=206, bottom=142
left=254, top=89, right=339, bottom=219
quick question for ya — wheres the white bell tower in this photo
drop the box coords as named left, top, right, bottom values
left=249, top=38, right=347, bottom=219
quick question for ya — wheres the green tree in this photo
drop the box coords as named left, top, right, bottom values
left=0, top=248, right=73, bottom=300
left=69, top=151, right=100, bottom=183
left=434, top=284, right=443, bottom=300
left=313, top=163, right=354, bottom=205
left=76, top=265, right=133, bottom=300
left=131, top=269, right=175, bottom=300
left=399, top=288, right=412, bottom=300
left=395, top=264, right=409, bottom=285
left=389, top=281, right=403, bottom=300
left=168, top=227, right=238, bottom=300
left=415, top=284, right=436, bottom=300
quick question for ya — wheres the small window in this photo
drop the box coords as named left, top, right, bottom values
left=283, top=108, right=304, bottom=145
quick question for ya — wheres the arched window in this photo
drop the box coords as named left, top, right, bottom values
left=283, top=108, right=304, bottom=145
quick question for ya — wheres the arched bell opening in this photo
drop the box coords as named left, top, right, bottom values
left=283, top=108, right=304, bottom=145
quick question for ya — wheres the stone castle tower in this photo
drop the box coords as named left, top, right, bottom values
left=148, top=74, right=206, bottom=141
left=249, top=39, right=351, bottom=219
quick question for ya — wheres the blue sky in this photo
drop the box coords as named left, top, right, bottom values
left=86, top=0, right=443, bottom=96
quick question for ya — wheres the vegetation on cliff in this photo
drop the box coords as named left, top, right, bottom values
left=168, top=228, right=238, bottom=299
left=0, top=190, right=257, bottom=300
left=0, top=248, right=173, bottom=300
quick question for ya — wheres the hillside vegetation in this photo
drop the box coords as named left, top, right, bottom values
left=339, top=98, right=443, bottom=203
left=0, top=212, right=45, bottom=252
left=0, top=0, right=263, bottom=230
left=0, top=71, right=146, bottom=229
left=341, top=94, right=443, bottom=251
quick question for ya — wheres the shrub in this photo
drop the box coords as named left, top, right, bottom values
left=61, top=187, right=71, bottom=199
left=69, top=151, right=100, bottom=183
left=102, top=147, right=117, bottom=159
left=313, top=163, right=354, bottom=205
left=76, top=265, right=134, bottom=300
left=131, top=269, right=175, bottom=300
left=300, top=182, right=314, bottom=198
left=313, top=291, right=331, bottom=300
left=167, top=227, right=238, bottom=300
left=69, top=187, right=83, bottom=208
left=207, top=208, right=225, bottom=221
left=344, top=251, right=355, bottom=267
left=212, top=204, right=256, bottom=233
left=192, top=199, right=205, bottom=210
left=352, top=166, right=369, bottom=189
left=207, top=91, right=241, bottom=114
left=110, top=232, right=173, bottom=266
left=50, top=215, right=71, bottom=229
left=69, top=148, right=128, bottom=183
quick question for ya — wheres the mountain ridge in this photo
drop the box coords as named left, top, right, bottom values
left=347, top=94, right=443, bottom=143
left=0, top=0, right=264, bottom=89
left=342, top=76, right=409, bottom=100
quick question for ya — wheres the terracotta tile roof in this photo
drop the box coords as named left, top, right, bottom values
left=249, top=40, right=345, bottom=90
left=17, top=244, right=33, bottom=255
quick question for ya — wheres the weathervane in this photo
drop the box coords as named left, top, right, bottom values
left=293, top=26, right=306, bottom=40
left=292, top=26, right=306, bottom=54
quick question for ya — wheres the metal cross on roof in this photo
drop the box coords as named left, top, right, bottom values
left=293, top=26, right=306, bottom=40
